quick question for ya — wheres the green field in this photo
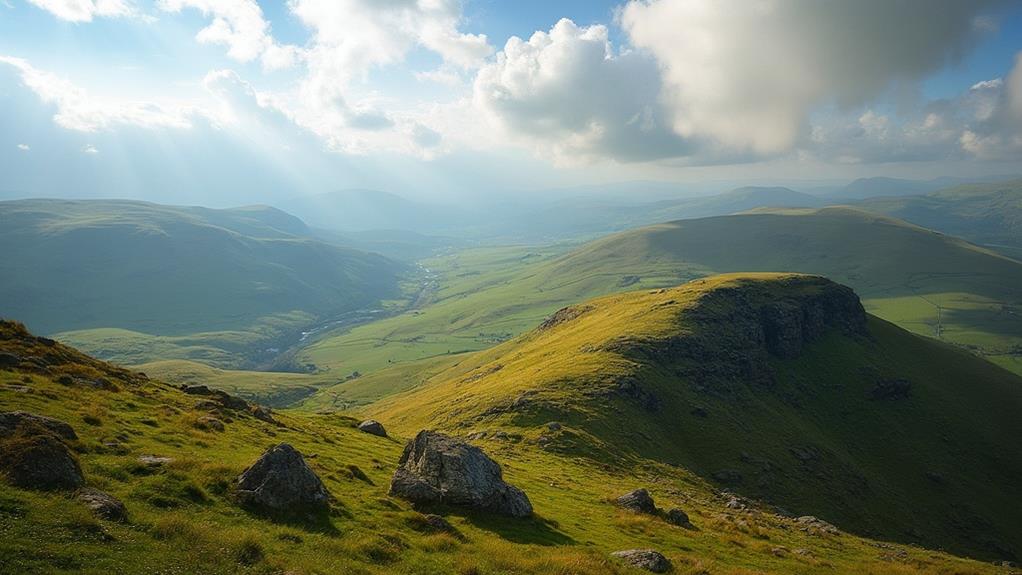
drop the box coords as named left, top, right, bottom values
left=0, top=318, right=1013, bottom=574
left=301, top=208, right=1022, bottom=399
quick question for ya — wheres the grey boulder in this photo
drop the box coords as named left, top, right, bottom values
left=616, top=488, right=658, bottom=514
left=77, top=487, right=128, bottom=521
left=0, top=411, right=78, bottom=441
left=237, top=444, right=330, bottom=512
left=357, top=419, right=387, bottom=437
left=389, top=430, right=532, bottom=517
left=611, top=549, right=671, bottom=573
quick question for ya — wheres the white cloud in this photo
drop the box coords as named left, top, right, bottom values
left=16, top=143, right=30, bottom=151
left=82, top=144, right=99, bottom=154
left=156, top=0, right=299, bottom=70
left=620, top=0, right=1001, bottom=155
left=26, top=0, right=134, bottom=22
left=473, top=18, right=694, bottom=163
left=0, top=55, right=201, bottom=131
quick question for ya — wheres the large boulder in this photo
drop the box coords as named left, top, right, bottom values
left=0, top=411, right=78, bottom=441
left=357, top=419, right=387, bottom=437
left=611, top=549, right=672, bottom=573
left=389, top=430, right=532, bottom=517
left=616, top=488, right=658, bottom=514
left=0, top=428, right=84, bottom=491
left=237, top=444, right=330, bottom=512
left=77, top=487, right=128, bottom=521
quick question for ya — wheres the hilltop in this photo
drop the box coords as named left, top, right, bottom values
left=0, top=199, right=404, bottom=366
left=300, top=207, right=1022, bottom=394
left=857, top=179, right=1022, bottom=258
left=367, top=274, right=1022, bottom=562
left=0, top=315, right=1016, bottom=574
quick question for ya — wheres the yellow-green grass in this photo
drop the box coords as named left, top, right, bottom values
left=0, top=354, right=1006, bottom=573
left=303, top=208, right=1022, bottom=404
left=364, top=274, right=1022, bottom=562
left=134, top=360, right=338, bottom=407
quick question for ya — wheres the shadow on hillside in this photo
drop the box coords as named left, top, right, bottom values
left=239, top=503, right=342, bottom=536
left=461, top=512, right=575, bottom=546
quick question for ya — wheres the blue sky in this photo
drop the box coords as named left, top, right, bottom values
left=1, top=0, right=1021, bottom=205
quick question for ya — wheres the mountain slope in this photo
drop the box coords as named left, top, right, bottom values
left=857, top=179, right=1022, bottom=257
left=0, top=199, right=404, bottom=337
left=0, top=318, right=1011, bottom=574
left=301, top=208, right=1022, bottom=383
left=368, top=274, right=1022, bottom=562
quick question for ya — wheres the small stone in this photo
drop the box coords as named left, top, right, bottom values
left=77, top=488, right=128, bottom=522
left=251, top=406, right=277, bottom=425
left=616, top=488, right=657, bottom=514
left=424, top=514, right=454, bottom=532
left=138, top=455, right=172, bottom=467
left=194, top=416, right=225, bottom=432
left=545, top=421, right=562, bottom=431
left=357, top=419, right=387, bottom=437
left=610, top=549, right=671, bottom=573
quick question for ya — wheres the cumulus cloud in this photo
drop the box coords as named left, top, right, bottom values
left=156, top=0, right=299, bottom=70
left=620, top=0, right=1002, bottom=155
left=473, top=18, right=694, bottom=163
left=82, top=144, right=99, bottom=154
left=26, top=0, right=134, bottom=22
left=17, top=143, right=30, bottom=151
left=0, top=55, right=200, bottom=131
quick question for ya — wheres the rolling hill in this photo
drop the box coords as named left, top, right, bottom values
left=367, top=274, right=1022, bottom=562
left=0, top=199, right=404, bottom=363
left=857, top=179, right=1022, bottom=258
left=299, top=207, right=1022, bottom=392
left=0, top=315, right=1014, bottom=574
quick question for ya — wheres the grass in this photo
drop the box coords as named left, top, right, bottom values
left=303, top=208, right=1022, bottom=404
left=363, top=274, right=1022, bottom=562
left=0, top=317, right=1013, bottom=574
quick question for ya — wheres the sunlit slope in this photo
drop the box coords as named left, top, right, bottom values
left=302, top=208, right=1022, bottom=383
left=0, top=318, right=1011, bottom=574
left=0, top=199, right=403, bottom=337
left=368, top=274, right=1022, bottom=562
left=857, top=178, right=1022, bottom=257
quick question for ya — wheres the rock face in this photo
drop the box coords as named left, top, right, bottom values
left=77, top=488, right=128, bottom=521
left=357, top=419, right=387, bottom=437
left=0, top=412, right=84, bottom=491
left=237, top=444, right=330, bottom=512
left=389, top=430, right=532, bottom=517
left=610, top=549, right=672, bottom=573
left=616, top=488, right=658, bottom=514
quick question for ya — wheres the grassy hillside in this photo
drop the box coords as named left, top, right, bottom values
left=0, top=319, right=1011, bottom=574
left=0, top=199, right=404, bottom=363
left=367, top=274, right=1022, bottom=562
left=857, top=179, right=1022, bottom=256
left=301, top=208, right=1022, bottom=393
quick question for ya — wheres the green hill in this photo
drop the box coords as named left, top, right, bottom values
left=857, top=179, right=1022, bottom=258
left=0, top=317, right=1013, bottom=574
left=300, top=208, right=1022, bottom=390
left=0, top=199, right=404, bottom=364
left=368, top=274, right=1022, bottom=562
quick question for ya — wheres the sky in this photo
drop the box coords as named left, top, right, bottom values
left=1, top=0, right=1021, bottom=205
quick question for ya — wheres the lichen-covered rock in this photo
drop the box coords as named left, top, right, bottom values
left=77, top=487, right=128, bottom=521
left=237, top=444, right=330, bottom=512
left=616, top=488, right=657, bottom=514
left=0, top=428, right=84, bottom=491
left=389, top=430, right=532, bottom=517
left=357, top=419, right=387, bottom=437
left=0, top=411, right=78, bottom=441
left=611, top=549, right=671, bottom=573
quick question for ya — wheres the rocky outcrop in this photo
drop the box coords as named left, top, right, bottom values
left=357, top=419, right=387, bottom=437
left=389, top=430, right=532, bottom=517
left=237, top=444, right=331, bottom=512
left=610, top=549, right=671, bottom=573
left=665, top=507, right=691, bottom=527
left=0, top=411, right=78, bottom=441
left=0, top=415, right=84, bottom=491
left=183, top=385, right=250, bottom=410
left=77, top=488, right=128, bottom=521
left=616, top=488, right=657, bottom=514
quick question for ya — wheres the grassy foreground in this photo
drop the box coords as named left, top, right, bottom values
left=0, top=320, right=1012, bottom=574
